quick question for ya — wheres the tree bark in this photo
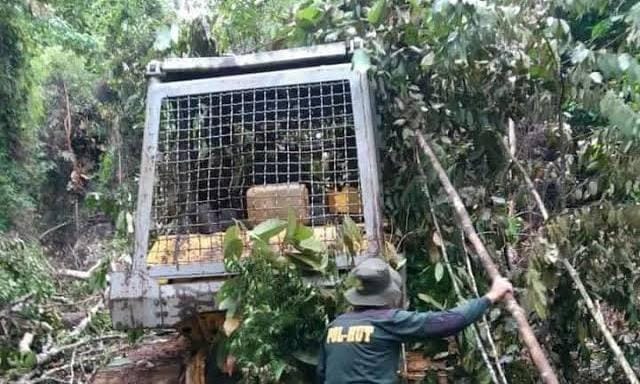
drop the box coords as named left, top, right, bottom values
left=416, top=131, right=559, bottom=384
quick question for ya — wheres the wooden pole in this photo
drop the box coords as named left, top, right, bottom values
left=416, top=131, right=559, bottom=384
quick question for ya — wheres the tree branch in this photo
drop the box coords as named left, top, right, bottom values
left=461, top=233, right=510, bottom=384
left=416, top=131, right=559, bottom=384
left=562, top=260, right=639, bottom=383
left=18, top=335, right=124, bottom=383
left=505, top=138, right=640, bottom=384
left=419, top=170, right=504, bottom=384
left=501, top=138, right=549, bottom=221
left=38, top=221, right=71, bottom=241
left=57, top=260, right=103, bottom=280
left=68, top=299, right=104, bottom=338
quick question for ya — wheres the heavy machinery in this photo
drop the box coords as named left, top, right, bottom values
left=108, top=41, right=386, bottom=334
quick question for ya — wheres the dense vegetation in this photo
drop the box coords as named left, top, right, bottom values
left=1, top=0, right=639, bottom=382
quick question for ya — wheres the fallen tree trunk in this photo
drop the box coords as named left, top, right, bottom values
left=416, top=131, right=559, bottom=384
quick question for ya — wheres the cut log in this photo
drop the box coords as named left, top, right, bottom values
left=91, top=336, right=190, bottom=384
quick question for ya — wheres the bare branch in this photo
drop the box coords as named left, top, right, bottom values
left=68, top=299, right=104, bottom=339
left=19, top=333, right=34, bottom=354
left=562, top=260, right=639, bottom=383
left=501, top=138, right=549, bottom=221
left=18, top=335, right=124, bottom=383
left=38, top=222, right=72, bottom=241
left=461, top=233, right=510, bottom=384
left=506, top=137, right=640, bottom=384
left=419, top=172, right=504, bottom=384
left=57, top=260, right=103, bottom=281
left=416, top=131, right=559, bottom=384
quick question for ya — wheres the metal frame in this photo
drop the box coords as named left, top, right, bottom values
left=135, top=63, right=382, bottom=279
left=149, top=42, right=350, bottom=77
left=110, top=43, right=384, bottom=329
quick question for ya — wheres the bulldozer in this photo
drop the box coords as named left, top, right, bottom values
left=106, top=41, right=394, bottom=382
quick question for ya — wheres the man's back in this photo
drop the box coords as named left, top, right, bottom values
left=317, top=298, right=491, bottom=384
left=316, top=258, right=512, bottom=384
left=320, top=309, right=401, bottom=384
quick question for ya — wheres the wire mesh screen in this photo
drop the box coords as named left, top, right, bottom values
left=147, top=80, right=364, bottom=266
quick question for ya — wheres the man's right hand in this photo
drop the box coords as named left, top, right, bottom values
left=485, top=277, right=514, bottom=304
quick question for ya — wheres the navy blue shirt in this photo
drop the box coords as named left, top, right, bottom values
left=317, top=297, right=491, bottom=384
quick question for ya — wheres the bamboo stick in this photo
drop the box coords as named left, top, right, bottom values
left=416, top=131, right=559, bottom=384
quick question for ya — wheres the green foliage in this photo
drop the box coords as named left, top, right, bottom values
left=0, top=2, right=41, bottom=231
left=1, top=0, right=640, bottom=381
left=210, top=0, right=300, bottom=53
left=0, top=236, right=55, bottom=373
left=278, top=0, right=640, bottom=380
left=0, top=236, right=54, bottom=305
left=218, top=217, right=344, bottom=382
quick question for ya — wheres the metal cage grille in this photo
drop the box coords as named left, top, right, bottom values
left=148, top=80, right=364, bottom=265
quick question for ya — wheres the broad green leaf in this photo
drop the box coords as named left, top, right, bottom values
left=285, top=208, right=298, bottom=243
left=287, top=250, right=328, bottom=272
left=218, top=297, right=238, bottom=317
left=297, top=6, right=320, bottom=22
left=252, top=237, right=278, bottom=261
left=618, top=53, right=633, bottom=71
left=250, top=218, right=287, bottom=241
left=589, top=72, right=602, bottom=84
left=597, top=53, right=623, bottom=77
left=223, top=225, right=243, bottom=261
left=298, top=237, right=326, bottom=254
left=272, top=360, right=288, bottom=381
left=433, top=0, right=450, bottom=14
left=525, top=267, right=548, bottom=319
left=591, top=19, right=612, bottom=40
left=341, top=216, right=363, bottom=251
left=115, top=210, right=126, bottom=234
left=599, top=92, right=640, bottom=138
left=153, top=26, right=172, bottom=51
left=435, top=262, right=444, bottom=282
left=296, top=6, right=321, bottom=28
left=420, top=52, right=435, bottom=69
left=367, top=0, right=387, bottom=25
left=19, top=351, right=36, bottom=369
left=294, top=225, right=314, bottom=242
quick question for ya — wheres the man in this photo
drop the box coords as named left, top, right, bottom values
left=317, top=257, right=513, bottom=384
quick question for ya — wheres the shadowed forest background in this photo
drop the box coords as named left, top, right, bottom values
left=1, top=0, right=640, bottom=383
